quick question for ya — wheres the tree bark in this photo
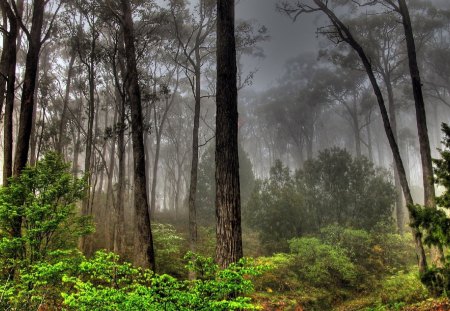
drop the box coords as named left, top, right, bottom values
left=13, top=0, right=45, bottom=176
left=215, top=0, right=243, bottom=269
left=398, top=0, right=443, bottom=264
left=1, top=0, right=18, bottom=185
left=120, top=0, right=155, bottom=270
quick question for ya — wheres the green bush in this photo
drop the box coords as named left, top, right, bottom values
left=61, top=251, right=265, bottom=311
left=0, top=152, right=92, bottom=272
left=152, top=223, right=185, bottom=276
left=288, top=237, right=357, bottom=288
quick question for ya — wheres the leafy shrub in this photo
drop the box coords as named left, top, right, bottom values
left=319, top=225, right=415, bottom=282
left=152, top=223, right=185, bottom=276
left=380, top=271, right=428, bottom=305
left=61, top=251, right=265, bottom=311
left=288, top=237, right=357, bottom=288
left=0, top=152, right=92, bottom=272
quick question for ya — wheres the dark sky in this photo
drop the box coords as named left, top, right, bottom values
left=236, top=0, right=319, bottom=91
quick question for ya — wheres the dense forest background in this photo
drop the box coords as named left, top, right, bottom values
left=2, top=0, right=450, bottom=310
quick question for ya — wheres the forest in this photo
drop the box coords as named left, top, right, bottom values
left=1, top=0, right=450, bottom=310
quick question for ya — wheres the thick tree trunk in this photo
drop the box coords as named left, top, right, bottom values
left=120, top=0, right=155, bottom=270
left=2, top=1, right=18, bottom=185
left=13, top=0, right=45, bottom=176
left=215, top=0, right=243, bottom=268
left=313, top=0, right=427, bottom=273
left=398, top=0, right=443, bottom=264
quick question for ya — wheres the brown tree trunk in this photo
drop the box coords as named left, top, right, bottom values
left=13, top=0, right=45, bottom=176
left=215, top=0, right=243, bottom=269
left=120, top=0, right=155, bottom=270
left=313, top=0, right=427, bottom=273
left=1, top=0, right=18, bottom=185
left=0, top=7, right=8, bottom=118
left=398, top=0, right=443, bottom=264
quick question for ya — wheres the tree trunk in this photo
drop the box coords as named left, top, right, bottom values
left=386, top=77, right=405, bottom=235
left=13, top=0, right=45, bottom=176
left=188, top=67, right=201, bottom=252
left=398, top=0, right=442, bottom=264
left=57, top=54, right=75, bottom=154
left=215, top=0, right=243, bottom=269
left=0, top=7, right=9, bottom=118
left=120, top=0, right=155, bottom=270
left=114, top=91, right=126, bottom=255
left=2, top=0, right=18, bottom=185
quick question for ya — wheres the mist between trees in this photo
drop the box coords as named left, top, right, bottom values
left=1, top=0, right=450, bottom=310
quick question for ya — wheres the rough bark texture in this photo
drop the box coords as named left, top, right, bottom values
left=120, top=0, right=155, bottom=270
left=313, top=0, right=427, bottom=273
left=215, top=0, right=243, bottom=268
left=1, top=0, right=18, bottom=185
left=398, top=0, right=443, bottom=265
left=0, top=7, right=8, bottom=118
left=13, top=0, right=45, bottom=176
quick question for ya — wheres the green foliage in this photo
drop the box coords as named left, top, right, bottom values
left=408, top=123, right=450, bottom=295
left=288, top=237, right=357, bottom=288
left=152, top=223, right=185, bottom=276
left=0, top=152, right=92, bottom=272
left=319, top=225, right=415, bottom=280
left=300, top=148, right=395, bottom=231
left=61, top=251, right=264, bottom=311
left=244, top=160, right=305, bottom=253
left=0, top=249, right=84, bottom=310
left=379, top=271, right=429, bottom=306
left=245, top=149, right=396, bottom=253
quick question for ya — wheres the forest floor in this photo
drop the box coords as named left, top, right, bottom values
left=251, top=294, right=450, bottom=311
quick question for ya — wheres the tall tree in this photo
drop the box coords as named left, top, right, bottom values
left=170, top=0, right=216, bottom=253
left=120, top=0, right=155, bottom=270
left=13, top=0, right=57, bottom=176
left=0, top=0, right=19, bottom=184
left=215, top=0, right=242, bottom=268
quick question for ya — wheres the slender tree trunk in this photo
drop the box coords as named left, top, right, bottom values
left=215, top=0, right=243, bottom=268
left=366, top=118, right=373, bottom=163
left=188, top=66, right=201, bottom=252
left=150, top=130, right=161, bottom=218
left=120, top=0, right=155, bottom=270
left=114, top=93, right=126, bottom=255
left=2, top=1, right=18, bottom=185
left=398, top=0, right=443, bottom=264
left=57, top=54, right=75, bottom=154
left=386, top=78, right=405, bottom=234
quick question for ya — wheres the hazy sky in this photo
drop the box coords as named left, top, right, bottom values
left=235, top=0, right=450, bottom=91
left=236, top=0, right=319, bottom=91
